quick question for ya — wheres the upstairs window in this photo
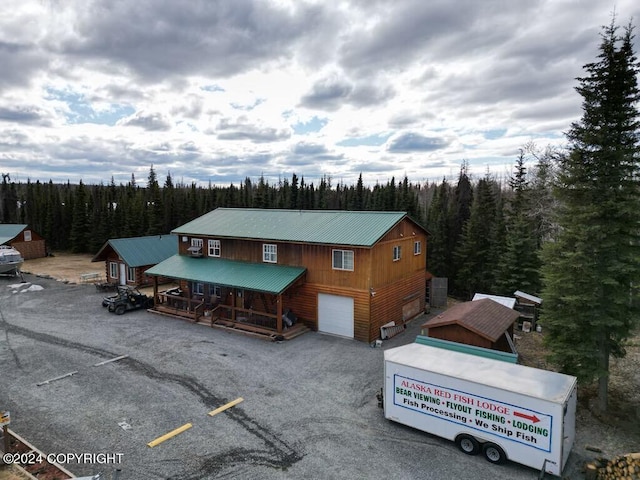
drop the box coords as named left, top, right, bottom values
left=188, top=238, right=203, bottom=256
left=208, top=239, right=221, bottom=257
left=393, top=245, right=402, bottom=261
left=332, top=249, right=354, bottom=271
left=263, top=244, right=277, bottom=263
left=414, top=240, right=422, bottom=255
left=24, top=230, right=32, bottom=241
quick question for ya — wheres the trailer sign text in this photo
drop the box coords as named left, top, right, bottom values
left=393, top=374, right=553, bottom=452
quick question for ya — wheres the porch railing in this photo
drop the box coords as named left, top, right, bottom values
left=155, top=291, right=206, bottom=320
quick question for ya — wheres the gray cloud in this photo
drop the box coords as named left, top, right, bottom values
left=388, top=133, right=449, bottom=153
left=300, top=73, right=395, bottom=110
left=293, top=142, right=328, bottom=155
left=0, top=41, right=47, bottom=92
left=120, top=111, right=172, bottom=131
left=0, top=106, right=51, bottom=126
left=217, top=117, right=290, bottom=143
left=58, top=0, right=325, bottom=81
left=300, top=74, right=353, bottom=111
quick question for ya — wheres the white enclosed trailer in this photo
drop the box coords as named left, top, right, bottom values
left=383, top=343, right=577, bottom=477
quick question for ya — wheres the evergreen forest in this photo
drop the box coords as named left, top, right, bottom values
left=0, top=144, right=555, bottom=301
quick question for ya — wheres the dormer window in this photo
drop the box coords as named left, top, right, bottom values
left=188, top=238, right=203, bottom=257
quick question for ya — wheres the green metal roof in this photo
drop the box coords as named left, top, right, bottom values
left=145, top=255, right=306, bottom=294
left=172, top=208, right=412, bottom=247
left=0, top=224, right=28, bottom=245
left=92, top=235, right=177, bottom=267
left=415, top=335, right=519, bottom=363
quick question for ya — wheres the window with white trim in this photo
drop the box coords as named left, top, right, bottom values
left=127, top=266, right=135, bottom=282
left=263, top=244, right=277, bottom=263
left=109, top=261, right=118, bottom=279
left=393, top=245, right=402, bottom=261
left=192, top=282, right=204, bottom=295
left=188, top=238, right=203, bottom=256
left=414, top=240, right=422, bottom=255
left=209, top=285, right=221, bottom=298
left=24, top=230, right=32, bottom=241
left=332, top=249, right=354, bottom=271
left=208, top=239, right=221, bottom=257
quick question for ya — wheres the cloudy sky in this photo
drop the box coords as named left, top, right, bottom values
left=1, top=1, right=638, bottom=188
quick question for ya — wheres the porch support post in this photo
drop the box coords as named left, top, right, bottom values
left=153, top=277, right=158, bottom=305
left=231, top=288, right=236, bottom=321
left=276, top=294, right=283, bottom=334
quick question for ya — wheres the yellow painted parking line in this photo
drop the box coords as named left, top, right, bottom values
left=208, top=397, right=244, bottom=417
left=147, top=423, right=193, bottom=448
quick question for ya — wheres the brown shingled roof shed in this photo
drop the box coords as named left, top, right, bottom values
left=420, top=298, right=519, bottom=353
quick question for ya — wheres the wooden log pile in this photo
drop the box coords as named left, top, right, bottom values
left=585, top=453, right=640, bottom=480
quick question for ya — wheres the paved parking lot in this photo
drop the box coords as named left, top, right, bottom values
left=0, top=275, right=584, bottom=479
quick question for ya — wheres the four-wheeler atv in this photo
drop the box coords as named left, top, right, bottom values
left=102, top=285, right=154, bottom=315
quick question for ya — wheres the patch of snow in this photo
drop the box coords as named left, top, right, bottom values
left=22, top=284, right=44, bottom=292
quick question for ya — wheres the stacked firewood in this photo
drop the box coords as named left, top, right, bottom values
left=585, top=453, right=640, bottom=480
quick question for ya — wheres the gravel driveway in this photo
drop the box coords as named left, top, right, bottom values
left=0, top=274, right=599, bottom=479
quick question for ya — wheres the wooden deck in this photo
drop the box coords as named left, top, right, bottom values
left=149, top=305, right=309, bottom=341
left=205, top=318, right=309, bottom=341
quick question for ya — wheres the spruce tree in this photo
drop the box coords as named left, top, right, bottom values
left=494, top=152, right=541, bottom=296
left=454, top=175, right=498, bottom=298
left=541, top=19, right=640, bottom=411
left=426, top=178, right=450, bottom=277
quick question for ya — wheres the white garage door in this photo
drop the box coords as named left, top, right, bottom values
left=318, top=293, right=354, bottom=338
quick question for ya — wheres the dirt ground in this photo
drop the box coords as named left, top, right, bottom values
left=21, top=252, right=102, bottom=284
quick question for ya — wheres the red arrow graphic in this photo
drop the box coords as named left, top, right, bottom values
left=514, top=411, right=540, bottom=423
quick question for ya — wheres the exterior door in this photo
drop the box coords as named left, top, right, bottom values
left=119, top=263, right=126, bottom=286
left=318, top=293, right=354, bottom=339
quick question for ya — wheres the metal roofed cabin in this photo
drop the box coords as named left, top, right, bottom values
left=92, top=235, right=178, bottom=287
left=146, top=208, right=429, bottom=342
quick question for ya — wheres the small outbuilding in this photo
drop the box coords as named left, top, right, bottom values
left=472, top=292, right=517, bottom=309
left=514, top=290, right=543, bottom=330
left=0, top=224, right=47, bottom=259
left=92, top=235, right=177, bottom=287
left=421, top=298, right=520, bottom=354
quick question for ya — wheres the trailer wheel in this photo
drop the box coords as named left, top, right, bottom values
left=455, top=434, right=480, bottom=455
left=482, top=443, right=506, bottom=464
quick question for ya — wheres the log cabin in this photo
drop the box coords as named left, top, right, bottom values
left=146, top=208, right=429, bottom=342
left=92, top=235, right=177, bottom=286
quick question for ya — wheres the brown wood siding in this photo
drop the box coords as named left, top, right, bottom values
left=11, top=227, right=47, bottom=259
left=300, top=244, right=372, bottom=289
left=181, top=235, right=374, bottom=290
left=12, top=240, right=46, bottom=260
left=285, top=283, right=371, bottom=342
left=370, top=270, right=426, bottom=341
left=426, top=324, right=493, bottom=350
left=370, top=235, right=427, bottom=286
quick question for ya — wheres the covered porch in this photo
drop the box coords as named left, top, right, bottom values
left=145, top=255, right=308, bottom=340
